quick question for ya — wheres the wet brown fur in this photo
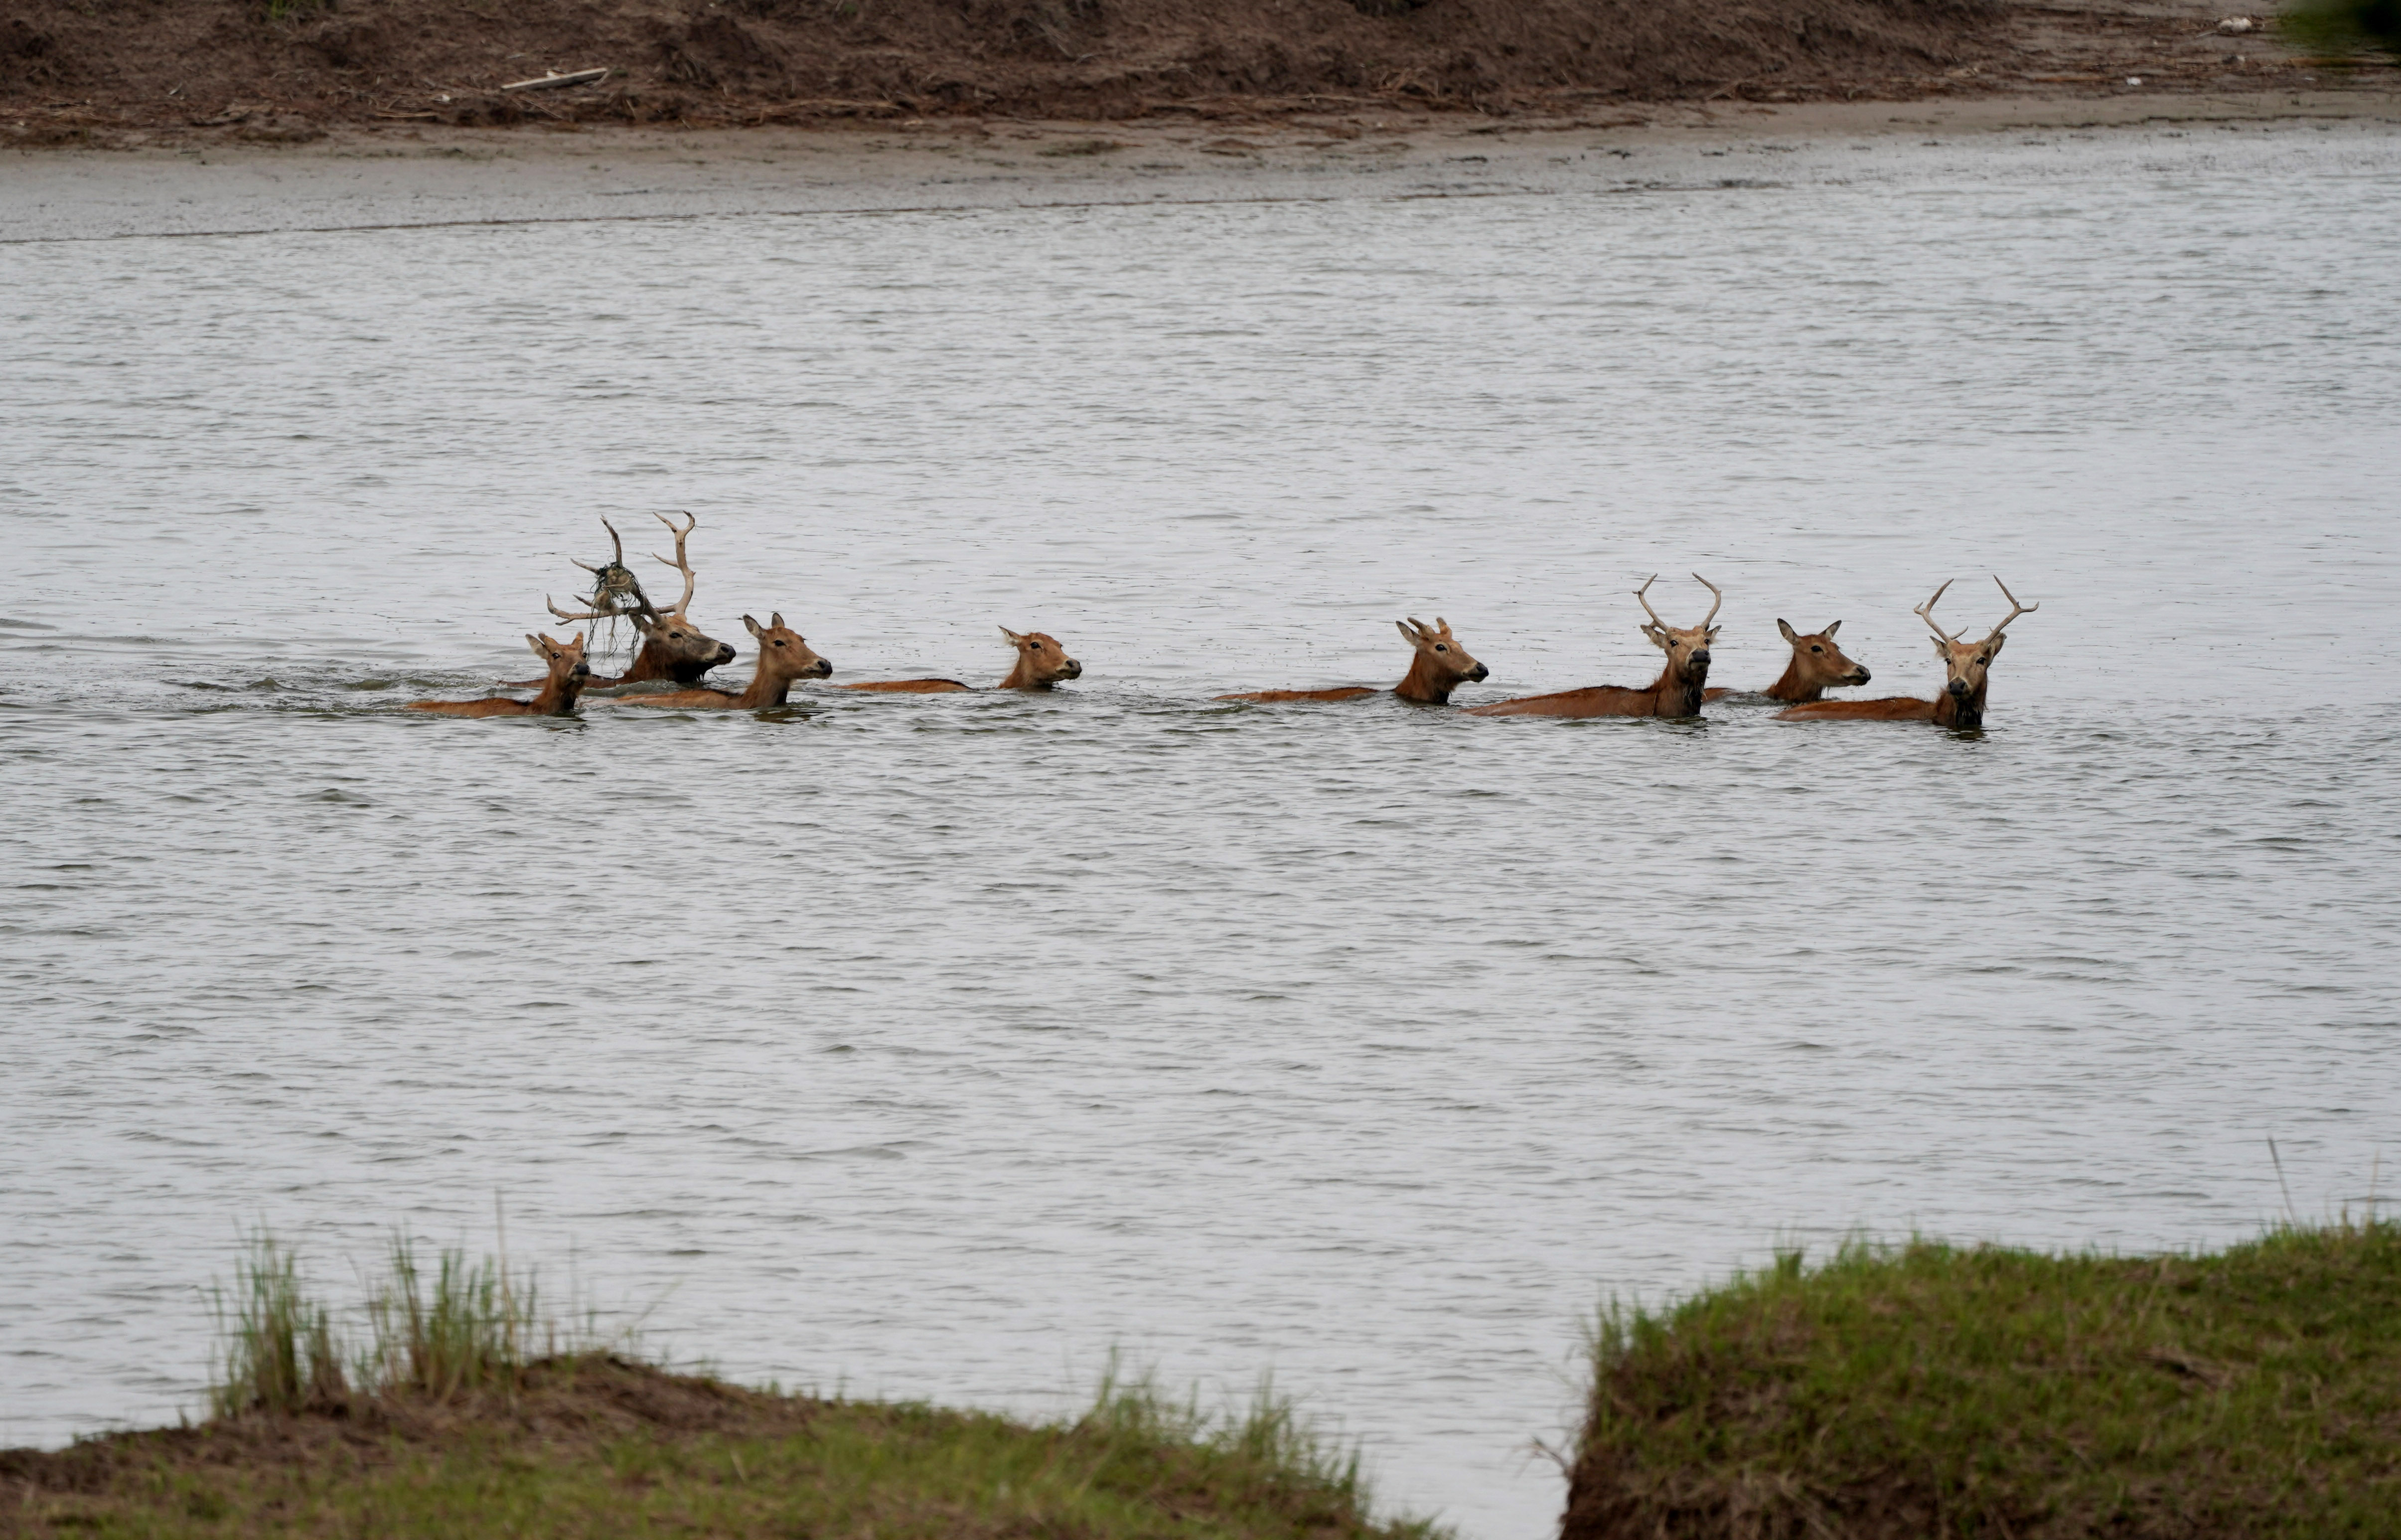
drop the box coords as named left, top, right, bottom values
left=1773, top=578, right=2034, bottom=729
left=1216, top=617, right=1489, bottom=707
left=841, top=629, right=1080, bottom=694
left=1701, top=619, right=1872, bottom=704
left=621, top=614, right=830, bottom=710
left=412, top=633, right=591, bottom=718
left=1468, top=576, right=1719, bottom=720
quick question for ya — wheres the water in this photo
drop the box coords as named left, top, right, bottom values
left=4, top=122, right=2400, bottom=1538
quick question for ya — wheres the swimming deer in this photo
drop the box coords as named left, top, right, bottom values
left=1773, top=578, right=2036, bottom=728
left=620, top=614, right=831, bottom=710
left=524, top=513, right=736, bottom=689
left=1214, top=617, right=1490, bottom=706
left=1701, top=619, right=1871, bottom=704
left=839, top=628, right=1082, bottom=693
left=411, top=633, right=592, bottom=717
left=1466, top=576, right=1721, bottom=719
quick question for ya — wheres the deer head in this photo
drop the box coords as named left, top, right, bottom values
left=525, top=631, right=591, bottom=707
left=1775, top=618, right=1871, bottom=693
left=1636, top=573, right=1723, bottom=697
left=743, top=612, right=833, bottom=683
left=1917, top=577, right=2037, bottom=728
left=998, top=627, right=1081, bottom=689
left=547, top=513, right=736, bottom=684
left=1394, top=616, right=1489, bottom=703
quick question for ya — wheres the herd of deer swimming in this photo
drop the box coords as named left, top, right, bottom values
left=407, top=512, right=2041, bottom=729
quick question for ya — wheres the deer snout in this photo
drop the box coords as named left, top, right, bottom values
left=570, top=661, right=592, bottom=679
left=1467, top=662, right=1490, bottom=682
left=1848, top=666, right=1871, bottom=685
left=1947, top=678, right=1970, bottom=699
left=1059, top=659, right=1082, bottom=679
left=1689, top=649, right=1711, bottom=670
left=711, top=642, right=737, bottom=665
left=806, top=658, right=833, bottom=678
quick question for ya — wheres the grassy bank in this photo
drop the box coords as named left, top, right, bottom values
left=1564, top=1221, right=2401, bottom=1540
left=0, top=1237, right=1437, bottom=1540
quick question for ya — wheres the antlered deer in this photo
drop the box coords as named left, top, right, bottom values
left=1214, top=617, right=1490, bottom=706
left=411, top=633, right=592, bottom=718
left=527, top=513, right=736, bottom=689
left=1773, top=577, right=2036, bottom=728
left=620, top=614, right=831, bottom=710
left=1466, top=576, right=1721, bottom=719
left=839, top=628, right=1082, bottom=693
left=1700, top=619, right=1871, bottom=704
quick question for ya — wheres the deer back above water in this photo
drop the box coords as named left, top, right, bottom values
left=413, top=633, right=591, bottom=718
left=1466, top=575, right=1721, bottom=720
left=1215, top=616, right=1489, bottom=706
left=841, top=627, right=1082, bottom=694
left=536, top=512, right=737, bottom=688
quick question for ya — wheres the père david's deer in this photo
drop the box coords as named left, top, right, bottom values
left=1466, top=575, right=1721, bottom=719
left=1700, top=619, right=1871, bottom=704
left=839, top=628, right=1082, bottom=693
left=1215, top=617, right=1490, bottom=706
left=412, top=633, right=592, bottom=718
left=1773, top=577, right=2036, bottom=728
left=621, top=614, right=831, bottom=710
left=526, top=513, right=737, bottom=689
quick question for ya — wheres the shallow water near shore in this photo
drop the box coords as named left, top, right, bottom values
left=5, top=123, right=2401, bottom=1538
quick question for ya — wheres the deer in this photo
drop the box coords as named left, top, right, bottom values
left=838, top=628, right=1082, bottom=693
left=1465, top=575, right=1721, bottom=719
left=514, top=513, right=737, bottom=690
left=411, top=633, right=592, bottom=717
left=1773, top=577, right=2036, bottom=728
left=620, top=614, right=831, bottom=710
left=1700, top=619, right=1871, bottom=704
left=1214, top=617, right=1490, bottom=706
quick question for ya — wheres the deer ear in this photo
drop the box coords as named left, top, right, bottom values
left=1823, top=619, right=1841, bottom=637
left=1931, top=635, right=1951, bottom=657
left=526, top=634, right=550, bottom=660
left=1642, top=623, right=1669, bottom=649
left=1436, top=617, right=1453, bottom=636
left=999, top=626, right=1026, bottom=646
left=770, top=612, right=785, bottom=629
left=628, top=611, right=659, bottom=636
left=1777, top=618, right=1799, bottom=643
left=743, top=615, right=766, bottom=639
left=1987, top=632, right=2008, bottom=656
left=1395, top=620, right=1422, bottom=646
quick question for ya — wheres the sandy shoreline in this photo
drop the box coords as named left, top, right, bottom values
left=5, top=85, right=2399, bottom=245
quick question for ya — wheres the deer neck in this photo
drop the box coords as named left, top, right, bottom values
left=530, top=670, right=586, bottom=715
left=1645, top=658, right=1708, bottom=717
left=1393, top=653, right=1457, bottom=705
left=1765, top=654, right=1817, bottom=703
left=1932, top=680, right=1988, bottom=729
left=734, top=661, right=797, bottom=709
left=998, top=658, right=1048, bottom=690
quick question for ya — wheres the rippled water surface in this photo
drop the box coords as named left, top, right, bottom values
left=5, top=124, right=2401, bottom=1538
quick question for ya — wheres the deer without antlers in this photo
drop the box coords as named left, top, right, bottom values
left=411, top=633, right=592, bottom=718
left=1700, top=618, right=1871, bottom=705
left=1215, top=617, right=1490, bottom=706
left=1773, top=577, right=2037, bottom=728
left=1466, top=575, right=1722, bottom=719
left=621, top=614, right=832, bottom=710
left=839, top=628, right=1083, bottom=693
left=526, top=513, right=737, bottom=690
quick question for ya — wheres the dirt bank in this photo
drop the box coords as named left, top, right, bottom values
left=2, top=0, right=2382, bottom=146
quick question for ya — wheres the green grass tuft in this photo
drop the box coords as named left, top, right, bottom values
left=1565, top=1220, right=2401, bottom=1539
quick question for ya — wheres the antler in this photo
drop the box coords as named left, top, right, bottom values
left=1986, top=576, right=2039, bottom=637
left=1915, top=579, right=1961, bottom=643
left=1633, top=574, right=1666, bottom=630
left=648, top=511, right=698, bottom=618
left=1691, top=572, right=1722, bottom=629
left=545, top=593, right=637, bottom=624
left=570, top=518, right=628, bottom=576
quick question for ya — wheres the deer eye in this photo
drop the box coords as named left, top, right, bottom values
left=1435, top=644, right=1449, bottom=653
left=1029, top=640, right=1043, bottom=650
left=773, top=639, right=786, bottom=648
left=1810, top=645, right=1823, bottom=653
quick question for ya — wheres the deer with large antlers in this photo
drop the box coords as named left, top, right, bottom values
left=1773, top=578, right=2036, bottom=728
left=1466, top=576, right=1722, bottom=719
left=620, top=614, right=831, bottom=710
left=411, top=633, right=592, bottom=718
left=524, top=513, right=737, bottom=690
left=839, top=628, right=1082, bottom=693
left=1700, top=618, right=1872, bottom=704
left=1214, top=617, right=1490, bottom=706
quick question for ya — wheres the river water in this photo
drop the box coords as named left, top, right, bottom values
left=4, top=121, right=2399, bottom=1537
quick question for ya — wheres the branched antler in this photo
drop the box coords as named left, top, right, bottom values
left=1915, top=579, right=1961, bottom=643
left=1691, top=572, right=1723, bottom=629
left=1633, top=574, right=1666, bottom=630
left=1986, top=576, right=2039, bottom=638
left=647, top=511, right=699, bottom=619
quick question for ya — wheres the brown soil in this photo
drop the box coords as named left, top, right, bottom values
left=1, top=0, right=2373, bottom=146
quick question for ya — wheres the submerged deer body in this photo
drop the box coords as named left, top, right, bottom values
left=621, top=614, right=831, bottom=710
left=1467, top=576, right=1722, bottom=720
left=1701, top=619, right=1872, bottom=704
left=412, top=633, right=592, bottom=718
left=1215, top=617, right=1490, bottom=706
left=841, top=628, right=1082, bottom=693
left=1774, top=578, right=2036, bottom=729
left=531, top=513, right=737, bottom=689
